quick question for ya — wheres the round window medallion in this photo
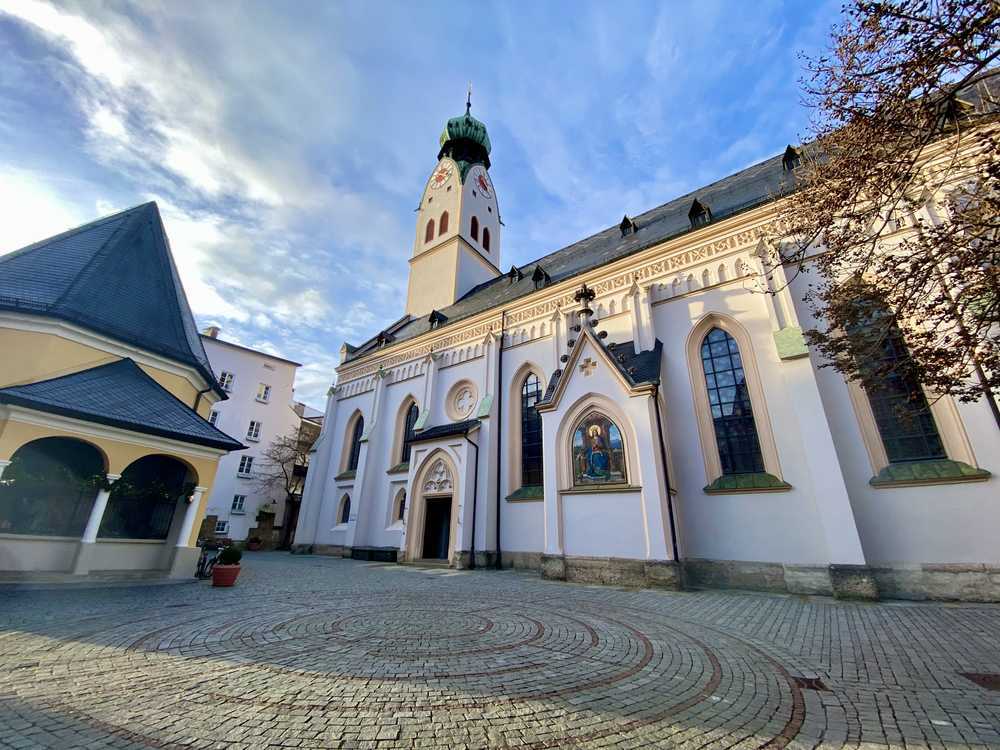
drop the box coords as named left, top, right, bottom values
left=447, top=381, right=478, bottom=421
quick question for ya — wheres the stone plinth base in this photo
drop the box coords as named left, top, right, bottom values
left=683, top=558, right=835, bottom=596
left=540, top=555, right=682, bottom=589
left=540, top=554, right=567, bottom=581
left=829, top=564, right=879, bottom=600
left=499, top=551, right=540, bottom=570
left=311, top=544, right=351, bottom=558
left=168, top=546, right=201, bottom=579
left=872, top=563, right=1000, bottom=603
left=290, top=544, right=313, bottom=555
left=350, top=546, right=398, bottom=563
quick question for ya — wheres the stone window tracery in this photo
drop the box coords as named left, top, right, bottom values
left=422, top=459, right=453, bottom=494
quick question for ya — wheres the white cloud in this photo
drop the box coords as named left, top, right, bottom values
left=0, top=167, right=86, bottom=252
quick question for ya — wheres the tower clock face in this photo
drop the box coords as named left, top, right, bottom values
left=475, top=172, right=492, bottom=198
left=430, top=163, right=453, bottom=189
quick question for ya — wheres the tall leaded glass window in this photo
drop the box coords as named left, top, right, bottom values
left=520, top=374, right=544, bottom=487
left=347, top=415, right=364, bottom=471
left=701, top=327, right=765, bottom=475
left=854, top=316, right=945, bottom=463
left=400, top=403, right=419, bottom=464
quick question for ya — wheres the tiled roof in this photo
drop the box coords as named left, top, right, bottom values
left=0, top=202, right=223, bottom=398
left=345, top=149, right=797, bottom=363
left=411, top=419, right=481, bottom=442
left=0, top=359, right=244, bottom=451
left=539, top=339, right=663, bottom=407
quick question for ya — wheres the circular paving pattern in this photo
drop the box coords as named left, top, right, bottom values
left=0, top=591, right=809, bottom=749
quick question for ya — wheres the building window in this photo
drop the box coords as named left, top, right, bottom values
left=231, top=494, right=246, bottom=514
left=482, top=227, right=491, bottom=252
left=237, top=455, right=254, bottom=476
left=471, top=215, right=479, bottom=241
left=689, top=199, right=712, bottom=229
left=214, top=520, right=229, bottom=535
left=424, top=218, right=435, bottom=243
left=700, top=327, right=765, bottom=475
left=246, top=420, right=262, bottom=442
left=572, top=411, right=627, bottom=486
left=347, top=415, right=364, bottom=471
left=209, top=410, right=219, bottom=425
left=520, top=373, right=544, bottom=487
left=852, top=310, right=945, bottom=463
left=338, top=494, right=351, bottom=525
left=219, top=371, right=234, bottom=392
left=400, top=402, right=419, bottom=464
left=256, top=383, right=271, bottom=402
left=393, top=488, right=406, bottom=523
left=439, top=211, right=449, bottom=235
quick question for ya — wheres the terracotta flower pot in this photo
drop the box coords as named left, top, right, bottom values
left=212, top=563, right=241, bottom=587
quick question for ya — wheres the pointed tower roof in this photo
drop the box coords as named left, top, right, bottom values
left=0, top=202, right=222, bottom=396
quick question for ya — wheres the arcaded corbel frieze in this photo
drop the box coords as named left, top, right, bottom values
left=336, top=213, right=787, bottom=382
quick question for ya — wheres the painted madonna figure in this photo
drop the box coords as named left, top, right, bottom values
left=572, top=412, right=626, bottom=485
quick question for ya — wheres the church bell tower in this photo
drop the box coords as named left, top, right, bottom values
left=405, top=96, right=501, bottom=317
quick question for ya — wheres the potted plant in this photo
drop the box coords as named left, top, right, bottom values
left=212, top=546, right=243, bottom=587
left=246, top=536, right=262, bottom=551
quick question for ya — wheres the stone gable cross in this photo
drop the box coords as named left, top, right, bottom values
left=579, top=357, right=597, bottom=376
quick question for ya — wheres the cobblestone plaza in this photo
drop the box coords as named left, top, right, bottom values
left=2, top=553, right=999, bottom=749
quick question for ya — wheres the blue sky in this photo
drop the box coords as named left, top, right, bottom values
left=0, top=0, right=840, bottom=408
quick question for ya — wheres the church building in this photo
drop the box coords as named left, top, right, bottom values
left=294, top=103, right=999, bottom=601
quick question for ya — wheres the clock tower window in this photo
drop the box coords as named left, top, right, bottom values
left=471, top=216, right=479, bottom=241
left=439, top=211, right=449, bottom=235
left=483, top=227, right=491, bottom=252
left=424, top=219, right=435, bottom=243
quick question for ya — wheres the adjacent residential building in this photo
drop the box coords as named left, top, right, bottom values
left=200, top=329, right=303, bottom=543
left=0, top=203, right=244, bottom=579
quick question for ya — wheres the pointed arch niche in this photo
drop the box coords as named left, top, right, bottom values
left=338, top=409, right=364, bottom=478
left=506, top=363, right=546, bottom=501
left=554, top=393, right=640, bottom=494
left=389, top=396, right=420, bottom=473
left=685, top=313, right=787, bottom=492
left=404, top=449, right=461, bottom=563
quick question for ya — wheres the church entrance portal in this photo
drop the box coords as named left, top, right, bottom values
left=421, top=496, right=452, bottom=560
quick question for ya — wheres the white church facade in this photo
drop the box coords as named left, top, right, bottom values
left=294, top=104, right=999, bottom=601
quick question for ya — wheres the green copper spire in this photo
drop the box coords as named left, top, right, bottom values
left=438, top=87, right=491, bottom=179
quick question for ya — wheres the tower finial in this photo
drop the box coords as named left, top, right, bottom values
left=466, top=81, right=472, bottom=115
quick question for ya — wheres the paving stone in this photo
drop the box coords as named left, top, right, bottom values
left=1, top=553, right=999, bottom=748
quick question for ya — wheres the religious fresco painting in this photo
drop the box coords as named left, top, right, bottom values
left=572, top=412, right=627, bottom=485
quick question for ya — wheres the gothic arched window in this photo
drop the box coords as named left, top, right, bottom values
left=700, top=327, right=765, bottom=474
left=338, top=494, right=351, bottom=525
left=346, top=415, right=364, bottom=471
left=400, top=402, right=419, bottom=464
left=850, top=304, right=945, bottom=463
left=520, top=374, right=543, bottom=488
left=571, top=412, right=627, bottom=486
left=471, top=216, right=479, bottom=241
left=424, top=219, right=435, bottom=243
left=395, top=489, right=406, bottom=522
left=482, top=227, right=491, bottom=252
left=439, top=211, right=449, bottom=235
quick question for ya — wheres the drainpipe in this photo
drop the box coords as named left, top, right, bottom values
left=494, top=311, right=506, bottom=570
left=192, top=384, right=213, bottom=414
left=465, top=432, right=480, bottom=570
left=652, top=383, right=680, bottom=562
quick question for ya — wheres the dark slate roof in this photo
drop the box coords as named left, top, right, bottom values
left=0, top=358, right=244, bottom=451
left=411, top=419, right=481, bottom=442
left=346, top=149, right=798, bottom=362
left=539, top=339, right=663, bottom=407
left=0, top=202, right=224, bottom=398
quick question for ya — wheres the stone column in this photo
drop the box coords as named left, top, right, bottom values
left=73, top=473, right=121, bottom=575
left=168, top=485, right=208, bottom=579
left=175, top=486, right=207, bottom=548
